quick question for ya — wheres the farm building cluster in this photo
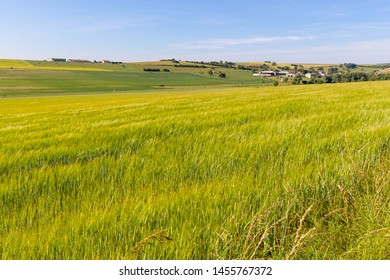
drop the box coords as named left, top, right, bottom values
left=253, top=70, right=326, bottom=79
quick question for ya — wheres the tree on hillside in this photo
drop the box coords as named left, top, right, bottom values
left=324, top=76, right=333, bottom=83
left=328, top=67, right=339, bottom=74
left=259, top=64, right=270, bottom=71
left=291, top=74, right=302, bottom=84
left=342, top=63, right=357, bottom=69
left=291, top=64, right=298, bottom=71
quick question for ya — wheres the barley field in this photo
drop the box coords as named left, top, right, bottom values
left=0, top=81, right=389, bottom=259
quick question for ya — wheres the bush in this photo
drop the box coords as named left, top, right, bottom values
left=144, top=68, right=160, bottom=72
left=291, top=74, right=302, bottom=85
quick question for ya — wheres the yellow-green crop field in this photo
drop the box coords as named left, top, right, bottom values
left=0, top=82, right=389, bottom=259
left=0, top=59, right=111, bottom=72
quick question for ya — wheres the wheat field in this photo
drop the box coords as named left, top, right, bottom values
left=0, top=81, right=389, bottom=259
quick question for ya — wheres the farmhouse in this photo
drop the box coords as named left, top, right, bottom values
left=48, top=58, right=66, bottom=62
left=305, top=73, right=318, bottom=79
left=254, top=71, right=294, bottom=77
left=260, top=71, right=276, bottom=77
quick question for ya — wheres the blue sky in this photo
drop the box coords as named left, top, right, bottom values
left=1, top=0, right=390, bottom=63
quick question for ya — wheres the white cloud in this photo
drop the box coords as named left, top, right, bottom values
left=279, top=39, right=390, bottom=63
left=167, top=39, right=390, bottom=63
left=174, top=36, right=307, bottom=50
left=332, top=12, right=353, bottom=17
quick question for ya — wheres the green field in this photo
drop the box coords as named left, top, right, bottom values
left=0, top=69, right=272, bottom=97
left=1, top=78, right=389, bottom=259
left=0, top=59, right=273, bottom=97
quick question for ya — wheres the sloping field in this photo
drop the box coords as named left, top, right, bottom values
left=0, top=59, right=34, bottom=68
left=0, top=81, right=389, bottom=259
left=379, top=67, right=390, bottom=74
left=0, top=67, right=271, bottom=97
left=0, top=59, right=111, bottom=72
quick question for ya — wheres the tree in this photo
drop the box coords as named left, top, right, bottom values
left=291, top=74, right=302, bottom=84
left=333, top=74, right=343, bottom=83
left=324, top=76, right=333, bottom=83
left=343, top=63, right=357, bottom=69
left=328, top=67, right=339, bottom=74
left=291, top=64, right=298, bottom=71
left=207, top=69, right=213, bottom=76
left=273, top=80, right=279, bottom=86
left=218, top=72, right=226, bottom=78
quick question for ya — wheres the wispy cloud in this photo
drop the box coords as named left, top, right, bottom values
left=174, top=36, right=307, bottom=50
left=354, top=22, right=390, bottom=31
left=74, top=16, right=165, bottom=33
left=167, top=38, right=390, bottom=64
left=333, top=12, right=351, bottom=17
left=291, top=39, right=390, bottom=63
left=193, top=17, right=238, bottom=27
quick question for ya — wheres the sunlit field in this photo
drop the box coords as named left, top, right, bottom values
left=0, top=81, right=389, bottom=259
left=0, top=59, right=272, bottom=97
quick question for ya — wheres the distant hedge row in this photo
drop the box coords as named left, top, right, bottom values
left=173, top=64, right=207, bottom=68
left=143, top=68, right=160, bottom=72
left=144, top=68, right=170, bottom=72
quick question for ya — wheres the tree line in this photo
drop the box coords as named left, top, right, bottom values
left=290, top=72, right=390, bottom=85
left=173, top=64, right=207, bottom=68
left=143, top=68, right=171, bottom=72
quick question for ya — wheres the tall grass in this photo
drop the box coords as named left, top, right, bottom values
left=0, top=81, right=389, bottom=259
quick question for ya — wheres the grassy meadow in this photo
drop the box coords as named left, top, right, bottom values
left=1, top=79, right=389, bottom=259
